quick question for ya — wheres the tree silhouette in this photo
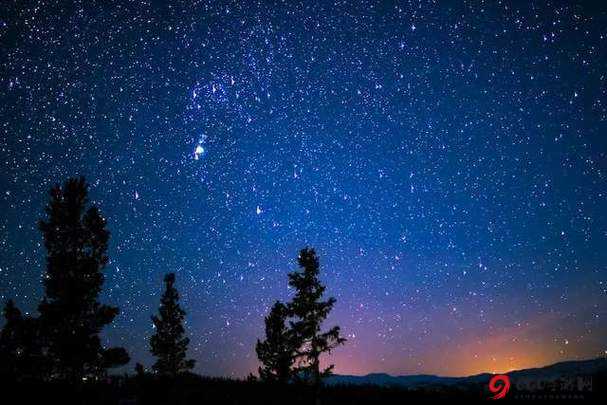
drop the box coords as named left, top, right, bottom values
left=287, top=248, right=346, bottom=399
left=0, top=300, right=43, bottom=380
left=135, top=362, right=146, bottom=378
left=256, top=301, right=297, bottom=383
left=38, top=177, right=129, bottom=381
left=0, top=299, right=22, bottom=377
left=150, top=273, right=195, bottom=377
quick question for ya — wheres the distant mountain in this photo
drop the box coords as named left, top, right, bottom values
left=325, top=358, right=607, bottom=388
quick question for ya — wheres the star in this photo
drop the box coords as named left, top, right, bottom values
left=194, top=145, right=205, bottom=160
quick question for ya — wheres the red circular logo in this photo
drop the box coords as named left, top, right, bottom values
left=488, top=374, right=511, bottom=400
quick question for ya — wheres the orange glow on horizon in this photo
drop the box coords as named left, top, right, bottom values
left=319, top=312, right=599, bottom=378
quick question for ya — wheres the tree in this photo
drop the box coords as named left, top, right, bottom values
left=38, top=177, right=129, bottom=381
left=150, top=273, right=195, bottom=377
left=287, top=248, right=346, bottom=397
left=256, top=301, right=297, bottom=383
left=135, top=362, right=146, bottom=378
left=0, top=299, right=22, bottom=377
left=0, top=300, right=46, bottom=380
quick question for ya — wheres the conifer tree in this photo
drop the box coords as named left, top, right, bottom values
left=256, top=301, right=296, bottom=383
left=0, top=300, right=25, bottom=377
left=288, top=248, right=346, bottom=394
left=150, top=273, right=195, bottom=377
left=38, top=177, right=128, bottom=381
left=0, top=305, right=46, bottom=381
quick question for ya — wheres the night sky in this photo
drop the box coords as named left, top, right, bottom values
left=1, top=1, right=606, bottom=378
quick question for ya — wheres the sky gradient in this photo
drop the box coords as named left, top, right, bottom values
left=1, top=0, right=606, bottom=378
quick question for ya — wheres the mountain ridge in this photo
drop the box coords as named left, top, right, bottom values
left=325, top=357, right=607, bottom=388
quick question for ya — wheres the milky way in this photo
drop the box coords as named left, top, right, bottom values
left=1, top=1, right=606, bottom=377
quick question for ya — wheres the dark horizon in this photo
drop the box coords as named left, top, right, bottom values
left=324, top=356, right=607, bottom=380
left=1, top=0, right=606, bottom=380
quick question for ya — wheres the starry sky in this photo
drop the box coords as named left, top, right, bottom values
left=1, top=0, right=606, bottom=378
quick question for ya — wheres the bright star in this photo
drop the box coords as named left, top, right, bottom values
left=194, top=145, right=205, bottom=160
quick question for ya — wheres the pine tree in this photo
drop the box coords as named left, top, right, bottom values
left=0, top=300, right=46, bottom=380
left=256, top=301, right=297, bottom=383
left=0, top=300, right=24, bottom=377
left=135, top=362, right=146, bottom=378
left=288, top=248, right=346, bottom=394
left=150, top=273, right=195, bottom=377
left=38, top=177, right=129, bottom=381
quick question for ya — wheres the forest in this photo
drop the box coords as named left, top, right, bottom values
left=0, top=178, right=356, bottom=403
left=1, top=178, right=605, bottom=404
